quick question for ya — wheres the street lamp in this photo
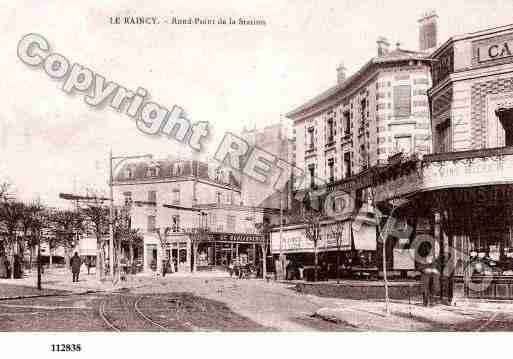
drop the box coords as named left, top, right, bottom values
left=109, top=151, right=153, bottom=281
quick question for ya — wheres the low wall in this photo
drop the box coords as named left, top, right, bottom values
left=295, top=281, right=422, bottom=300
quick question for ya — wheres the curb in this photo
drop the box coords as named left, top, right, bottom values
left=0, top=289, right=101, bottom=301
left=0, top=282, right=152, bottom=301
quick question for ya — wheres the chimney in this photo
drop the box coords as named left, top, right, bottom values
left=377, top=36, right=390, bottom=57
left=336, top=62, right=346, bottom=84
left=418, top=10, right=438, bottom=52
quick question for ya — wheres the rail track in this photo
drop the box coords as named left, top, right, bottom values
left=98, top=294, right=169, bottom=332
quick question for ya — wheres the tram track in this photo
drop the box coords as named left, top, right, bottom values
left=98, top=294, right=170, bottom=332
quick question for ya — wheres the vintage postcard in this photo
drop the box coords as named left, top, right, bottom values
left=1, top=0, right=513, bottom=357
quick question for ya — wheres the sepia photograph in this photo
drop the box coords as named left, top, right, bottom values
left=2, top=0, right=513, bottom=357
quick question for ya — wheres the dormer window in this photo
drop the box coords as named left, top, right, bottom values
left=172, top=162, right=182, bottom=176
left=125, top=167, right=134, bottom=180
left=147, top=165, right=159, bottom=177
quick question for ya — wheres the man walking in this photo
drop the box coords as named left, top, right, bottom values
left=70, top=252, right=82, bottom=283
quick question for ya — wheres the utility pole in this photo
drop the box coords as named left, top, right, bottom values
left=37, top=228, right=42, bottom=290
left=109, top=150, right=114, bottom=280
left=279, top=189, right=284, bottom=280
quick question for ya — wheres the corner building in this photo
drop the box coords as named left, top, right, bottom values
left=287, top=37, right=433, bottom=189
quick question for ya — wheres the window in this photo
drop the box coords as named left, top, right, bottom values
left=328, top=158, right=335, bottom=183
left=172, top=189, right=180, bottom=204
left=125, top=167, right=134, bottom=179
left=394, top=136, right=412, bottom=155
left=343, top=111, right=351, bottom=136
left=307, top=127, right=315, bottom=149
left=413, top=78, right=429, bottom=85
left=344, top=152, right=351, bottom=178
left=209, top=213, right=217, bottom=226
left=226, top=215, right=236, bottom=231
left=123, top=192, right=132, bottom=206
left=147, top=166, right=159, bottom=177
left=147, top=215, right=156, bottom=232
left=172, top=162, right=182, bottom=176
left=148, top=190, right=157, bottom=203
left=436, top=120, right=451, bottom=153
left=172, top=215, right=180, bottom=232
left=327, top=118, right=334, bottom=143
left=308, top=164, right=315, bottom=189
left=216, top=192, right=221, bottom=205
left=393, top=85, right=412, bottom=118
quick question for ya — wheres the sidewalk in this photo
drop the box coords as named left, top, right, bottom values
left=0, top=268, right=151, bottom=300
left=314, top=299, right=513, bottom=331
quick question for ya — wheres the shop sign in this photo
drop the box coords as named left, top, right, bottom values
left=423, top=155, right=513, bottom=190
left=270, top=228, right=312, bottom=253
left=270, top=221, right=352, bottom=253
left=476, top=36, right=513, bottom=63
left=393, top=249, right=415, bottom=270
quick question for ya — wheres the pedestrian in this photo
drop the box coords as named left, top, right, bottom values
left=0, top=254, right=7, bottom=278
left=13, top=255, right=22, bottom=279
left=70, top=252, right=82, bottom=283
left=421, top=256, right=441, bottom=307
left=86, top=257, right=91, bottom=275
left=228, top=261, right=234, bottom=277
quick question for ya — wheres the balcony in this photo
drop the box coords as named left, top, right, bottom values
left=325, top=137, right=336, bottom=149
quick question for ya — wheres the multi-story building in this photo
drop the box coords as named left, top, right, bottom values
left=240, top=123, right=293, bottom=209
left=269, top=13, right=437, bottom=280
left=321, top=22, right=513, bottom=302
left=112, top=158, right=279, bottom=274
left=287, top=13, right=436, bottom=189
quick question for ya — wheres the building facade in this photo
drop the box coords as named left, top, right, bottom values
left=271, top=14, right=437, bottom=280
left=287, top=16, right=434, bottom=189
left=112, top=158, right=279, bottom=274
left=240, top=123, right=293, bottom=209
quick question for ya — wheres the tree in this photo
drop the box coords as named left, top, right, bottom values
left=155, top=227, right=172, bottom=276
left=24, top=201, right=46, bottom=290
left=48, top=209, right=85, bottom=269
left=365, top=153, right=419, bottom=315
left=255, top=219, right=271, bottom=279
left=0, top=199, right=24, bottom=279
left=19, top=203, right=46, bottom=270
left=80, top=202, right=109, bottom=280
left=112, top=205, right=135, bottom=280
left=329, top=220, right=349, bottom=284
left=125, top=228, right=143, bottom=274
left=302, top=192, right=323, bottom=282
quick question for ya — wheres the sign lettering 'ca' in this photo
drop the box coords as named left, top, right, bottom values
left=478, top=38, right=513, bottom=62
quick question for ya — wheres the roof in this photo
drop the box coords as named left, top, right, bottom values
left=430, top=23, right=513, bottom=59
left=113, top=158, right=240, bottom=189
left=286, top=48, right=429, bottom=119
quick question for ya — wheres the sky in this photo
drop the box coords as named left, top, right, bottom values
left=1, top=0, right=513, bottom=206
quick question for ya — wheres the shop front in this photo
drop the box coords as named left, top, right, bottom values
left=370, top=146, right=513, bottom=303
left=189, top=232, right=265, bottom=274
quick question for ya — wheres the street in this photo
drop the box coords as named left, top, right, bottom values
left=2, top=276, right=513, bottom=331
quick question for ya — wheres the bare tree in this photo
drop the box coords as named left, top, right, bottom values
left=302, top=193, right=323, bottom=282
left=19, top=203, right=46, bottom=270
left=0, top=199, right=24, bottom=279
left=48, top=209, right=85, bottom=269
left=155, top=227, right=172, bottom=276
left=365, top=153, right=419, bottom=315
left=126, top=228, right=143, bottom=274
left=24, top=201, right=46, bottom=290
left=80, top=202, right=109, bottom=280
left=329, top=220, right=349, bottom=284
left=255, top=219, right=271, bottom=279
